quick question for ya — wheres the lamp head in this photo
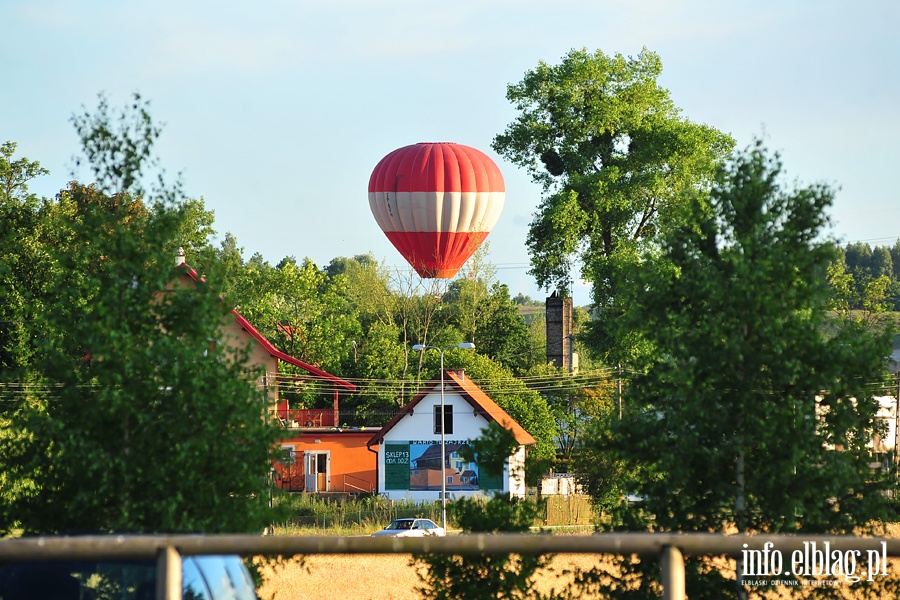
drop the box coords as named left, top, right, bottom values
left=458, top=342, right=475, bottom=350
left=412, top=344, right=426, bottom=351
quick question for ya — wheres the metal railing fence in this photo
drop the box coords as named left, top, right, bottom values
left=1, top=532, right=898, bottom=600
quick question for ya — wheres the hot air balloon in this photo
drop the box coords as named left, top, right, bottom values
left=368, top=142, right=505, bottom=278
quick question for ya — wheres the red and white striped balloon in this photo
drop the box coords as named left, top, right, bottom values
left=368, top=142, right=505, bottom=278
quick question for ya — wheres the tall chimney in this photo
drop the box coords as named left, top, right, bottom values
left=546, top=292, right=573, bottom=372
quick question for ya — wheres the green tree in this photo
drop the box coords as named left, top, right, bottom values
left=890, top=240, right=900, bottom=281
left=1, top=141, right=49, bottom=203
left=170, top=197, right=220, bottom=271
left=844, top=241, right=874, bottom=308
left=445, top=277, right=536, bottom=375
left=0, top=141, right=51, bottom=514
left=527, top=363, right=617, bottom=473
left=828, top=241, right=900, bottom=312
left=216, top=231, right=247, bottom=284
left=234, top=256, right=360, bottom=375
left=825, top=246, right=855, bottom=313
left=512, top=293, right=541, bottom=306
left=325, top=254, right=421, bottom=417
left=0, top=94, right=278, bottom=535
left=493, top=47, right=734, bottom=362
left=444, top=244, right=498, bottom=344
left=476, top=282, right=538, bottom=374
left=845, top=241, right=873, bottom=277
left=0, top=141, right=50, bottom=374
left=581, top=142, right=895, bottom=598
left=569, top=379, right=639, bottom=513
left=872, top=245, right=893, bottom=279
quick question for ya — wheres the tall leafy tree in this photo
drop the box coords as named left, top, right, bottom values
left=890, top=240, right=900, bottom=281
left=229, top=255, right=364, bottom=414
left=445, top=277, right=536, bottom=375
left=872, top=245, right=893, bottom=279
left=234, top=255, right=360, bottom=374
left=444, top=245, right=497, bottom=346
left=527, top=363, right=617, bottom=473
left=170, top=196, right=221, bottom=271
left=845, top=241, right=874, bottom=276
left=826, top=246, right=855, bottom=313
left=0, top=141, right=50, bottom=374
left=475, top=282, right=537, bottom=374
left=325, top=254, right=420, bottom=416
left=493, top=47, right=734, bottom=361
left=0, top=94, right=278, bottom=535
left=0, top=142, right=51, bottom=514
left=580, top=142, right=895, bottom=598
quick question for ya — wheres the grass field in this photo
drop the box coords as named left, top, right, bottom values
left=256, top=528, right=900, bottom=600
left=256, top=552, right=603, bottom=600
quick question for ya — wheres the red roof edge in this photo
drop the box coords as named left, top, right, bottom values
left=177, top=264, right=356, bottom=391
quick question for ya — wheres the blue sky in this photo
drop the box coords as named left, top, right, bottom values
left=2, top=1, right=897, bottom=306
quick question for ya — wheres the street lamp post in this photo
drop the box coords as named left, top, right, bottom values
left=412, top=342, right=475, bottom=532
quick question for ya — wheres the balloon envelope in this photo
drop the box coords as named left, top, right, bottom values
left=368, top=142, right=505, bottom=278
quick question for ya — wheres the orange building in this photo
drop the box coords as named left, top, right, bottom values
left=275, top=428, right=379, bottom=495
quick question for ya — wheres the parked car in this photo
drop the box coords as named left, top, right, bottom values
left=0, top=554, right=258, bottom=599
left=371, top=518, right=445, bottom=537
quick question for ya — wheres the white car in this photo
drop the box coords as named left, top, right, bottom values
left=371, top=518, right=446, bottom=537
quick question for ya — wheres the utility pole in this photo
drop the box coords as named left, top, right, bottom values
left=617, top=363, right=623, bottom=420
left=895, top=371, right=899, bottom=485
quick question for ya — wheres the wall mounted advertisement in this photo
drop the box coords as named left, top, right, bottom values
left=384, top=441, right=501, bottom=492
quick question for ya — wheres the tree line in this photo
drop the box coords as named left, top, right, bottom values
left=833, top=240, right=900, bottom=312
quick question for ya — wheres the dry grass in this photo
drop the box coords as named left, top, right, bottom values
left=256, top=531, right=900, bottom=600
left=256, top=552, right=605, bottom=600
left=257, top=554, right=422, bottom=600
left=258, top=552, right=900, bottom=600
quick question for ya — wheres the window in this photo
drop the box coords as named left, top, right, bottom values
left=433, top=405, right=453, bottom=435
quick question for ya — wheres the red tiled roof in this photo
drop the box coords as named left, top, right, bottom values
left=368, top=369, right=535, bottom=447
left=177, top=264, right=355, bottom=391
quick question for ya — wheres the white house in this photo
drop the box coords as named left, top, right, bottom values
left=367, top=370, right=536, bottom=502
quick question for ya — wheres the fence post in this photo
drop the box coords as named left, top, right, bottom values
left=156, top=545, right=182, bottom=600
left=660, top=545, right=685, bottom=600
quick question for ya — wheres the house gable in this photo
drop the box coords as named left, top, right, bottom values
left=369, top=370, right=533, bottom=501
left=368, top=370, right=533, bottom=447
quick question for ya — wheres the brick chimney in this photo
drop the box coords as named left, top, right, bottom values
left=546, top=292, right=574, bottom=373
